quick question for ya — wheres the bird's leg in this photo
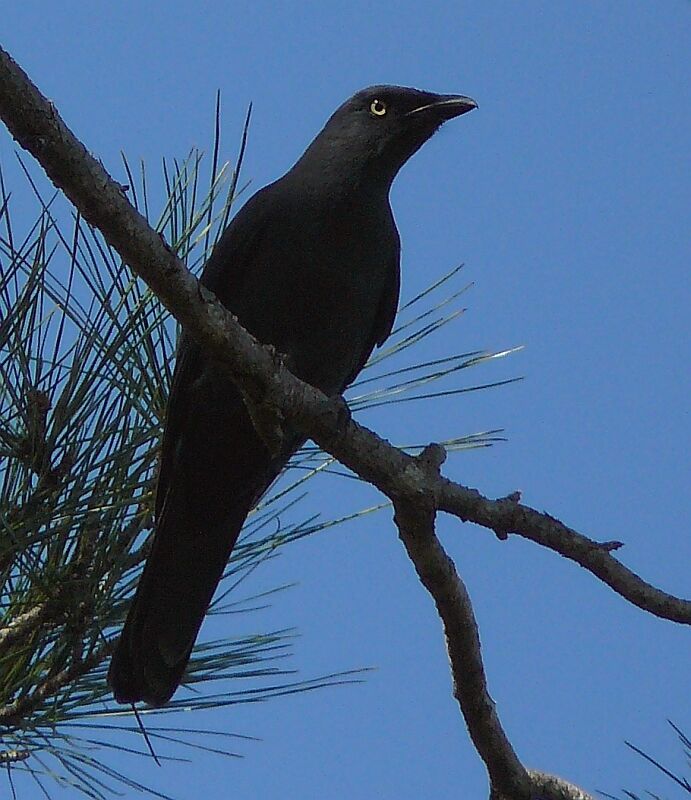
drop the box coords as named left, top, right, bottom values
left=236, top=380, right=286, bottom=459
left=308, top=394, right=352, bottom=451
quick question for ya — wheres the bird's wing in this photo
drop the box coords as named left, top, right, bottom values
left=154, top=335, right=201, bottom=520
left=110, top=187, right=291, bottom=705
left=200, top=183, right=278, bottom=303
left=155, top=183, right=280, bottom=518
left=374, top=238, right=401, bottom=348
left=341, top=224, right=401, bottom=390
left=115, top=332, right=293, bottom=705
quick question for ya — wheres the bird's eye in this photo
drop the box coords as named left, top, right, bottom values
left=369, top=99, right=387, bottom=117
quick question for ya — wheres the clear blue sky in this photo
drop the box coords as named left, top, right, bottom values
left=3, top=1, right=690, bottom=798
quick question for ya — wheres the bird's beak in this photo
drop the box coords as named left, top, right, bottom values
left=406, top=94, right=478, bottom=120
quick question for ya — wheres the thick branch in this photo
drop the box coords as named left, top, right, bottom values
left=1, top=45, right=687, bottom=629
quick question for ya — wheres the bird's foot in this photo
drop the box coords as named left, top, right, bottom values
left=319, top=394, right=352, bottom=431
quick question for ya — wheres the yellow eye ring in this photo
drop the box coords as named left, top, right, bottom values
left=369, top=99, right=387, bottom=116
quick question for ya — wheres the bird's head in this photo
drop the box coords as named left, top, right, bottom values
left=296, top=85, right=477, bottom=190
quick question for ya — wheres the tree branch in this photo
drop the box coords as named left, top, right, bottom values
left=392, top=446, right=595, bottom=799
left=392, top=444, right=532, bottom=798
left=524, top=770, right=596, bottom=800
left=1, top=45, right=686, bottom=628
left=0, top=43, right=684, bottom=797
left=437, top=481, right=690, bottom=623
left=0, top=601, right=51, bottom=653
left=0, top=640, right=114, bottom=727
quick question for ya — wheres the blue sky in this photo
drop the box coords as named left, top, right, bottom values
left=2, top=1, right=690, bottom=798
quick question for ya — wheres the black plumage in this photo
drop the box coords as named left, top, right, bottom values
left=108, top=85, right=476, bottom=705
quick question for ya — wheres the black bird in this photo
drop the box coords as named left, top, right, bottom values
left=109, top=85, right=477, bottom=705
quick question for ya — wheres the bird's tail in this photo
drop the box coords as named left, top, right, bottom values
left=108, top=499, right=252, bottom=707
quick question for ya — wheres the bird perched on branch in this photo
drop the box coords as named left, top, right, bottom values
left=109, top=85, right=477, bottom=706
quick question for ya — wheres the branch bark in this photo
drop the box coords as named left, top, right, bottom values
left=0, top=43, right=685, bottom=798
left=0, top=602, right=51, bottom=653
left=392, top=445, right=532, bottom=798
left=392, top=446, right=595, bottom=799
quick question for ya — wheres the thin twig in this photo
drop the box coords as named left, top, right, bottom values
left=437, top=480, right=690, bottom=623
left=0, top=601, right=51, bottom=651
left=0, top=640, right=114, bottom=727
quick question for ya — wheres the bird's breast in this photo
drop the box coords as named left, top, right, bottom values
left=231, top=203, right=397, bottom=394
